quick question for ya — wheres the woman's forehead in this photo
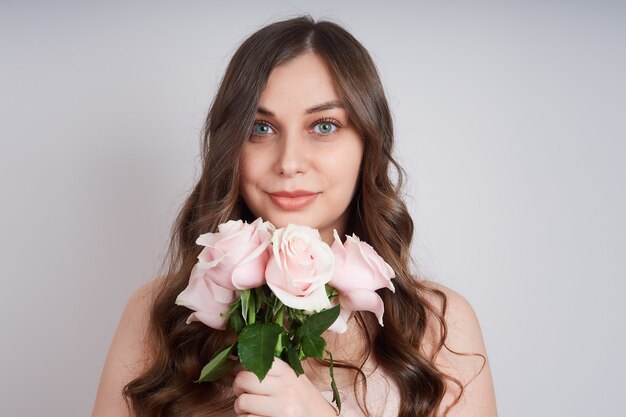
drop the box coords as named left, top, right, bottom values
left=257, top=53, right=341, bottom=115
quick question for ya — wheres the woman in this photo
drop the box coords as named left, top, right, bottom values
left=92, top=16, right=497, bottom=417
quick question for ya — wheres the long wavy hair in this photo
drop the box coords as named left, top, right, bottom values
left=124, top=15, right=479, bottom=417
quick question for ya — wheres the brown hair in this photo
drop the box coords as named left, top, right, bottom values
left=124, top=15, right=478, bottom=417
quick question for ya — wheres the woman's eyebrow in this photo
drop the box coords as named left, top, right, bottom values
left=304, top=100, right=344, bottom=114
left=256, top=100, right=344, bottom=117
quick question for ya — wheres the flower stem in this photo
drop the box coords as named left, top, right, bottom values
left=247, top=292, right=256, bottom=325
left=274, top=306, right=284, bottom=327
left=327, top=350, right=342, bottom=414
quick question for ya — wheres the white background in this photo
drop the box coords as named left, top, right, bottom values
left=1, top=2, right=624, bottom=416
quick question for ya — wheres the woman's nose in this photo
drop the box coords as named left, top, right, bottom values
left=275, top=130, right=309, bottom=177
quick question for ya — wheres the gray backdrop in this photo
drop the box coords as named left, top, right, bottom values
left=1, top=2, right=624, bottom=417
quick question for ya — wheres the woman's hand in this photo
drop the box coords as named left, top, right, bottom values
left=232, top=358, right=338, bottom=417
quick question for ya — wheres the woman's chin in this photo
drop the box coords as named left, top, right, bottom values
left=261, top=214, right=317, bottom=230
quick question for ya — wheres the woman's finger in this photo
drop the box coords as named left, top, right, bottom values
left=266, top=357, right=296, bottom=377
left=234, top=393, right=284, bottom=416
left=232, top=370, right=279, bottom=397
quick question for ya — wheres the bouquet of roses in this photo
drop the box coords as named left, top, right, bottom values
left=175, top=218, right=395, bottom=412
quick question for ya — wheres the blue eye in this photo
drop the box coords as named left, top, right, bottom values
left=252, top=121, right=275, bottom=136
left=313, top=120, right=338, bottom=135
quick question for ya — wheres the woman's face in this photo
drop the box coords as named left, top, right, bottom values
left=239, top=52, right=364, bottom=244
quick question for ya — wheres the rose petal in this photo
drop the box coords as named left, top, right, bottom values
left=265, top=253, right=289, bottom=291
left=329, top=244, right=373, bottom=292
left=196, top=257, right=224, bottom=271
left=186, top=311, right=229, bottom=330
left=195, top=221, right=240, bottom=247
left=217, top=219, right=244, bottom=235
left=196, top=232, right=221, bottom=248
left=199, top=261, right=233, bottom=290
left=214, top=239, right=255, bottom=266
left=208, top=280, right=237, bottom=304
left=327, top=306, right=352, bottom=334
left=175, top=273, right=215, bottom=312
left=197, top=245, right=227, bottom=263
left=340, top=289, right=386, bottom=326
left=271, top=228, right=286, bottom=271
left=353, top=236, right=395, bottom=291
left=239, top=237, right=271, bottom=265
left=331, top=230, right=348, bottom=270
left=231, top=254, right=268, bottom=290
left=283, top=223, right=320, bottom=241
left=268, top=283, right=331, bottom=312
left=215, top=227, right=254, bottom=255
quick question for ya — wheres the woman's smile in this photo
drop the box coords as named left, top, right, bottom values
left=267, top=190, right=321, bottom=210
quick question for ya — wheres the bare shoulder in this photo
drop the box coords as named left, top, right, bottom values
left=419, top=281, right=498, bottom=416
left=420, top=282, right=484, bottom=352
left=91, top=280, right=161, bottom=417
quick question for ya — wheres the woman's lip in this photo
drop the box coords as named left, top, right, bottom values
left=270, top=190, right=317, bottom=197
left=268, top=192, right=319, bottom=210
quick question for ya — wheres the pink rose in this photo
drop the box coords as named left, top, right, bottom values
left=328, top=230, right=395, bottom=333
left=175, top=263, right=236, bottom=329
left=196, top=218, right=273, bottom=290
left=175, top=218, right=273, bottom=329
left=265, top=224, right=334, bottom=312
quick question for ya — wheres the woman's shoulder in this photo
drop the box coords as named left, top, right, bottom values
left=126, top=279, right=160, bottom=317
left=417, top=280, right=498, bottom=416
left=91, top=280, right=160, bottom=417
left=113, top=279, right=162, bottom=363
left=417, top=280, right=486, bottom=364
left=420, top=281, right=480, bottom=327
left=113, top=280, right=160, bottom=353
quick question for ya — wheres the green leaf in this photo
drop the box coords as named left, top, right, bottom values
left=300, top=333, right=326, bottom=360
left=327, top=350, right=342, bottom=413
left=228, top=310, right=245, bottom=334
left=238, top=323, right=283, bottom=381
left=325, top=284, right=339, bottom=299
left=196, top=344, right=236, bottom=382
left=287, top=342, right=304, bottom=375
left=295, top=304, right=340, bottom=341
left=240, top=290, right=251, bottom=324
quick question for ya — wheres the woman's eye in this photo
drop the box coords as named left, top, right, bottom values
left=313, top=121, right=338, bottom=135
left=251, top=121, right=275, bottom=136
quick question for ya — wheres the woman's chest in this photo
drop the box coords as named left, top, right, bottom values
left=200, top=367, right=400, bottom=417
left=322, top=366, right=401, bottom=417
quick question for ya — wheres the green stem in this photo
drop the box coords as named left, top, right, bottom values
left=274, top=306, right=285, bottom=327
left=327, top=350, right=342, bottom=414
left=247, top=293, right=256, bottom=325
left=274, top=333, right=284, bottom=357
